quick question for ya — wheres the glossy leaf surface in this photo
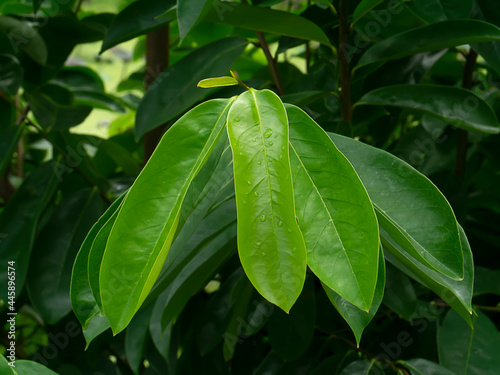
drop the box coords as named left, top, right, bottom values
left=227, top=89, right=306, bottom=312
left=355, top=84, right=500, bottom=134
left=356, top=20, right=500, bottom=70
left=135, top=37, right=247, bottom=138
left=287, top=105, right=379, bottom=311
left=28, top=188, right=105, bottom=324
left=205, top=1, right=332, bottom=46
left=438, top=309, right=500, bottom=374
left=323, top=248, right=385, bottom=346
left=177, top=0, right=212, bottom=40
left=70, top=194, right=125, bottom=329
left=351, top=0, right=384, bottom=27
left=406, top=0, right=473, bottom=23
left=382, top=226, right=473, bottom=324
left=331, top=133, right=464, bottom=280
left=100, top=98, right=233, bottom=334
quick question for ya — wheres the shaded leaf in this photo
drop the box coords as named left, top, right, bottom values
left=0, top=54, right=22, bottom=97
left=352, top=0, right=384, bottom=27
left=407, top=0, right=473, bottom=23
left=399, top=358, right=455, bottom=375
left=438, top=309, right=500, bottom=375
left=0, top=16, right=47, bottom=65
left=355, top=84, right=500, bottom=134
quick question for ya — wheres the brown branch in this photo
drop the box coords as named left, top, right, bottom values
left=256, top=31, right=285, bottom=96
left=143, top=25, right=170, bottom=163
left=455, top=49, right=478, bottom=180
left=339, top=0, right=352, bottom=122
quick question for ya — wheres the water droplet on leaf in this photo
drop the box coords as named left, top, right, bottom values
left=264, top=128, right=273, bottom=138
left=254, top=192, right=259, bottom=197
left=234, top=117, right=240, bottom=122
left=278, top=221, right=283, bottom=227
left=269, top=141, right=274, bottom=146
left=260, top=215, right=267, bottom=222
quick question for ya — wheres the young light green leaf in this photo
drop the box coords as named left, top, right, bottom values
left=70, top=193, right=125, bottom=330
left=27, top=188, right=105, bottom=324
left=286, top=104, right=379, bottom=311
left=227, top=89, right=307, bottom=313
left=438, top=309, right=500, bottom=374
left=351, top=0, right=384, bottom=27
left=382, top=225, right=473, bottom=324
left=355, top=85, right=500, bottom=134
left=330, top=133, right=464, bottom=280
left=323, top=247, right=385, bottom=347
left=136, top=37, right=247, bottom=138
left=355, top=20, right=500, bottom=71
left=100, top=98, right=234, bottom=334
left=205, top=1, right=332, bottom=46
left=198, top=76, right=239, bottom=88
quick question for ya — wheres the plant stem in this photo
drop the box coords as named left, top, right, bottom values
left=256, top=31, right=285, bottom=96
left=143, top=25, right=170, bottom=163
left=455, top=49, right=478, bottom=180
left=339, top=0, right=352, bottom=122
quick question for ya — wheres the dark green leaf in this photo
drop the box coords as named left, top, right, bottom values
left=331, top=133, right=464, bottom=281
left=356, top=20, right=500, bottom=71
left=323, top=247, right=385, bottom=346
left=73, top=91, right=126, bottom=113
left=0, top=125, right=24, bottom=176
left=382, top=225, right=473, bottom=325
left=399, top=358, right=455, bottom=375
left=438, top=309, right=500, bottom=374
left=27, top=188, right=105, bottom=324
left=178, top=0, right=213, bottom=40
left=407, top=0, right=473, bottom=23
left=339, top=360, right=384, bottom=374
left=383, top=263, right=417, bottom=321
left=352, top=0, right=384, bottom=27
left=267, top=276, right=315, bottom=360
left=355, top=85, right=500, bottom=134
left=12, top=360, right=59, bottom=374
left=0, top=54, right=22, bottom=97
left=287, top=104, right=379, bottom=311
left=125, top=304, right=154, bottom=375
left=227, top=89, right=307, bottom=313
left=100, top=0, right=175, bottom=52
left=473, top=267, right=500, bottom=296
left=0, top=163, right=58, bottom=303
left=0, top=16, right=47, bottom=65
left=204, top=1, right=332, bottom=46
left=135, top=37, right=247, bottom=138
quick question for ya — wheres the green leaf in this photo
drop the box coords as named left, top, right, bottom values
left=355, top=85, right=500, bottom=134
left=399, top=358, right=455, bottom=375
left=70, top=193, right=125, bottom=330
left=407, top=0, right=473, bottom=23
left=73, top=91, right=126, bottom=113
left=198, top=76, right=239, bottom=88
left=227, top=89, right=307, bottom=313
left=339, top=360, right=384, bottom=374
left=330, top=133, right=464, bottom=281
left=267, top=276, right=315, bottom=360
left=0, top=125, right=24, bottom=176
left=0, top=354, right=15, bottom=374
left=351, top=0, right=384, bottom=27
left=0, top=54, right=22, bottom=97
left=32, top=0, right=43, bottom=13
left=25, top=90, right=92, bottom=130
left=204, top=1, right=332, bottom=46
left=12, top=360, right=59, bottom=375
left=125, top=304, right=154, bottom=375
left=323, top=247, right=385, bottom=347
left=286, top=104, right=379, bottom=311
left=100, top=98, right=233, bottom=334
left=83, top=314, right=110, bottom=349
left=178, top=0, right=213, bottom=40
left=473, top=267, right=500, bottom=296
left=382, top=225, right=473, bottom=324
left=135, top=37, right=247, bottom=138
left=383, top=263, right=417, bottom=321
left=355, top=20, right=500, bottom=71
left=100, top=0, right=175, bottom=52
left=0, top=16, right=47, bottom=65
left=438, top=309, right=500, bottom=374
left=27, top=188, right=105, bottom=324
left=475, top=42, right=500, bottom=76
left=0, top=163, right=58, bottom=303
